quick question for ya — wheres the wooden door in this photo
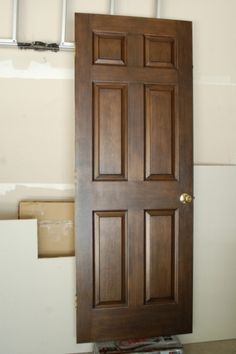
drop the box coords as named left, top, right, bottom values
left=75, top=13, right=193, bottom=342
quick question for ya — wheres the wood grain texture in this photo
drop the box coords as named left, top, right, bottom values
left=93, top=211, right=127, bottom=307
left=145, top=35, right=176, bottom=68
left=145, top=210, right=176, bottom=304
left=75, top=13, right=193, bottom=342
left=93, top=83, right=128, bottom=180
left=145, top=85, right=176, bottom=180
left=93, top=32, right=127, bottom=66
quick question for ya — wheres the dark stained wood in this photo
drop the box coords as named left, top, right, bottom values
left=145, top=210, right=176, bottom=303
left=145, top=85, right=176, bottom=180
left=93, top=211, right=127, bottom=307
left=75, top=13, right=193, bottom=342
left=93, top=83, right=128, bottom=180
left=91, top=66, right=178, bottom=84
left=93, top=32, right=127, bottom=66
left=144, top=35, right=176, bottom=68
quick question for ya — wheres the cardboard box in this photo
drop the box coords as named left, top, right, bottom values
left=19, top=201, right=75, bottom=258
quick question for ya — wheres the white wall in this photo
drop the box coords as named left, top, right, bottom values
left=0, top=0, right=236, bottom=350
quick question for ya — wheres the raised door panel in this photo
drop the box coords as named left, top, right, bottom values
left=93, top=32, right=127, bottom=66
left=144, top=35, right=177, bottom=68
left=145, top=85, right=178, bottom=181
left=93, top=83, right=128, bottom=180
left=145, top=210, right=177, bottom=304
left=93, top=211, right=127, bottom=307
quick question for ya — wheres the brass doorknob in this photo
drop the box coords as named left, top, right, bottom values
left=180, top=193, right=193, bottom=204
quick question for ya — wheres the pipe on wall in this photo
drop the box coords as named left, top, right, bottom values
left=0, top=0, right=18, bottom=47
left=0, top=0, right=162, bottom=50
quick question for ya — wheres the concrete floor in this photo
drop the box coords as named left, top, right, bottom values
left=184, top=339, right=236, bottom=354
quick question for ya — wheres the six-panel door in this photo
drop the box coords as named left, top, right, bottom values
left=75, top=13, right=193, bottom=342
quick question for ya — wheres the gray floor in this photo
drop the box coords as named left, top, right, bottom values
left=184, top=339, right=236, bottom=354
